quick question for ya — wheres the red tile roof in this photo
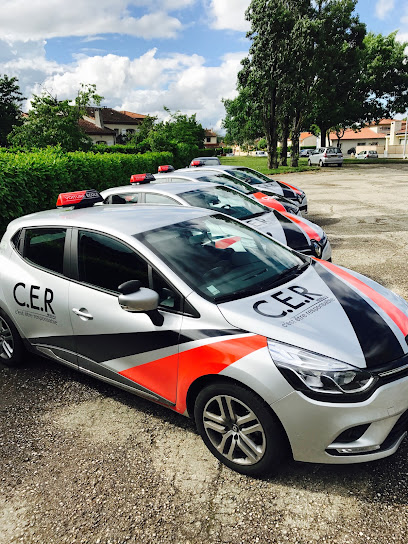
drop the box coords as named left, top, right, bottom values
left=79, top=118, right=115, bottom=135
left=85, top=107, right=143, bottom=125
left=205, top=129, right=217, bottom=137
left=300, top=132, right=315, bottom=141
left=120, top=110, right=147, bottom=119
left=329, top=127, right=386, bottom=141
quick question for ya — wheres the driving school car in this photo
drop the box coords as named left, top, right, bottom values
left=186, top=164, right=308, bottom=213
left=1, top=189, right=408, bottom=477
left=100, top=180, right=331, bottom=260
left=152, top=167, right=301, bottom=216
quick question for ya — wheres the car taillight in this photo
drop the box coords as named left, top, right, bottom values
left=323, top=152, right=327, bottom=157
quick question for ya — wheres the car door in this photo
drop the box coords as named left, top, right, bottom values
left=68, top=228, right=183, bottom=406
left=5, top=226, right=76, bottom=366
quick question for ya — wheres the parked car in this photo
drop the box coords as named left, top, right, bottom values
left=300, top=149, right=314, bottom=157
left=151, top=168, right=302, bottom=215
left=3, top=189, right=408, bottom=476
left=100, top=181, right=331, bottom=260
left=189, top=157, right=221, bottom=167
left=255, top=150, right=267, bottom=156
left=184, top=164, right=308, bottom=213
left=308, top=147, right=343, bottom=167
left=356, top=150, right=379, bottom=159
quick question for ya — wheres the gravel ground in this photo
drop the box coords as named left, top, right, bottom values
left=1, top=163, right=408, bottom=544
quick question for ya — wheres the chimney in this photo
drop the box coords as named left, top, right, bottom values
left=94, top=108, right=104, bottom=129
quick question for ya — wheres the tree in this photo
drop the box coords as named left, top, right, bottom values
left=222, top=88, right=264, bottom=147
left=0, top=75, right=25, bottom=147
left=9, top=84, right=103, bottom=151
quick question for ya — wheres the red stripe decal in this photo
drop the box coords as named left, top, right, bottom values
left=252, top=192, right=286, bottom=212
left=119, top=335, right=267, bottom=413
left=215, top=236, right=241, bottom=249
left=282, top=212, right=321, bottom=241
left=279, top=181, right=302, bottom=195
left=319, top=260, right=408, bottom=337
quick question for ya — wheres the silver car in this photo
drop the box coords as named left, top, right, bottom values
left=100, top=181, right=331, bottom=260
left=2, top=189, right=408, bottom=476
left=356, top=150, right=379, bottom=159
left=308, top=147, right=343, bottom=167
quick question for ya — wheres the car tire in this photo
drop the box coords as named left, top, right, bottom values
left=308, top=159, right=312, bottom=166
left=319, top=160, right=324, bottom=167
left=338, top=163, right=343, bottom=167
left=0, top=309, right=25, bottom=367
left=194, top=381, right=288, bottom=477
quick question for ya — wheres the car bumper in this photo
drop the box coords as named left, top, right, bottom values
left=271, top=374, right=408, bottom=464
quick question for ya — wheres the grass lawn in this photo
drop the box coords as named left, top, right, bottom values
left=219, top=155, right=317, bottom=175
left=219, top=155, right=405, bottom=175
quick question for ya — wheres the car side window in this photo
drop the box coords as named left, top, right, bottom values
left=23, top=228, right=67, bottom=275
left=151, top=269, right=182, bottom=312
left=104, top=193, right=139, bottom=204
left=144, top=193, right=180, bottom=205
left=78, top=230, right=149, bottom=292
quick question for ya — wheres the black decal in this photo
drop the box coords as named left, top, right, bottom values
left=13, top=283, right=26, bottom=307
left=30, top=285, right=41, bottom=310
left=288, top=286, right=322, bottom=300
left=314, top=263, right=404, bottom=367
left=44, top=288, right=55, bottom=315
left=271, top=290, right=305, bottom=310
left=254, top=300, right=287, bottom=318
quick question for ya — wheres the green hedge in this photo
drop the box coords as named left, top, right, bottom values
left=0, top=148, right=174, bottom=235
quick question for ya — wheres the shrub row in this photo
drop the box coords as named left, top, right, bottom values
left=0, top=148, right=175, bottom=235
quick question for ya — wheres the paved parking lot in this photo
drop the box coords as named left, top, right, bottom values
left=1, top=163, right=408, bottom=544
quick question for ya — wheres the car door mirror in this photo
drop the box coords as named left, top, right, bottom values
left=118, top=280, right=164, bottom=326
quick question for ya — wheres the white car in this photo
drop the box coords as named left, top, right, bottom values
left=100, top=181, right=331, bottom=260
left=2, top=189, right=408, bottom=476
left=308, top=147, right=343, bottom=167
left=356, top=150, right=379, bottom=159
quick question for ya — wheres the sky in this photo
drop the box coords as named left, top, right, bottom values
left=0, top=0, right=407, bottom=132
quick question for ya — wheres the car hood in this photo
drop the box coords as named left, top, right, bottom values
left=217, top=260, right=408, bottom=370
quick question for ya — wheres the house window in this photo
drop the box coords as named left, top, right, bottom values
left=206, top=137, right=211, bottom=143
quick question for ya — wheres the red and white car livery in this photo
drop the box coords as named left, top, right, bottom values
left=1, top=190, right=408, bottom=477
left=185, top=164, right=308, bottom=213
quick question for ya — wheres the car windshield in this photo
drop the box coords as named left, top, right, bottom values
left=195, top=173, right=254, bottom=195
left=137, top=214, right=305, bottom=303
left=179, top=185, right=269, bottom=220
left=225, top=168, right=268, bottom=186
left=235, top=167, right=278, bottom=186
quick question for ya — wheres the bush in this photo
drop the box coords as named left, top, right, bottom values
left=0, top=149, right=174, bottom=235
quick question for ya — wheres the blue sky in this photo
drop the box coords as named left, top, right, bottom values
left=1, top=0, right=407, bottom=131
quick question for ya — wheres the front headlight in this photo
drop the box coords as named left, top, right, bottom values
left=310, top=239, right=322, bottom=258
left=267, top=340, right=376, bottom=395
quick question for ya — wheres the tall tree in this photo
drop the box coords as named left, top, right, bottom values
left=9, top=84, right=103, bottom=151
left=0, top=75, right=25, bottom=147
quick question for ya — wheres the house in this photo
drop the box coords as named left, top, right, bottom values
left=328, top=119, right=408, bottom=157
left=82, top=108, right=146, bottom=145
left=299, top=132, right=318, bottom=148
left=204, top=129, right=218, bottom=148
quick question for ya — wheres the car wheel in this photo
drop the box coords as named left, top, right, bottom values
left=194, top=381, right=288, bottom=477
left=319, top=160, right=324, bottom=167
left=0, top=309, right=24, bottom=367
left=308, top=159, right=312, bottom=166
left=338, top=163, right=343, bottom=167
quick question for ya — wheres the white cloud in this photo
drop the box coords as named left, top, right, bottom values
left=4, top=47, right=244, bottom=130
left=375, top=0, right=395, bottom=19
left=0, top=1, right=184, bottom=41
left=207, top=0, right=250, bottom=32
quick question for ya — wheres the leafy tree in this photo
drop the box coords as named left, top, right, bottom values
left=9, top=84, right=103, bottom=151
left=0, top=75, right=25, bottom=147
left=222, top=88, right=263, bottom=147
left=152, top=108, right=205, bottom=149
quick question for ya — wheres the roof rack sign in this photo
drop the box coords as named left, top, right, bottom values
left=158, top=165, right=175, bottom=173
left=130, top=173, right=155, bottom=184
left=56, top=189, right=103, bottom=209
left=190, top=160, right=204, bottom=167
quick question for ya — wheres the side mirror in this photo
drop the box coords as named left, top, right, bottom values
left=118, top=280, right=164, bottom=326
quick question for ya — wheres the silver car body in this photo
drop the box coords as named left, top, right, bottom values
left=100, top=182, right=331, bottom=260
left=308, top=147, right=343, bottom=167
left=357, top=150, right=379, bottom=159
left=2, top=203, right=408, bottom=466
left=179, top=165, right=308, bottom=213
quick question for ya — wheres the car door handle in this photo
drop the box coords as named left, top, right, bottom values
left=72, top=308, right=93, bottom=320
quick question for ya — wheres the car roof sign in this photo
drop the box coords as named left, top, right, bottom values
left=158, top=165, right=175, bottom=173
left=56, top=189, right=103, bottom=208
left=130, top=173, right=155, bottom=184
